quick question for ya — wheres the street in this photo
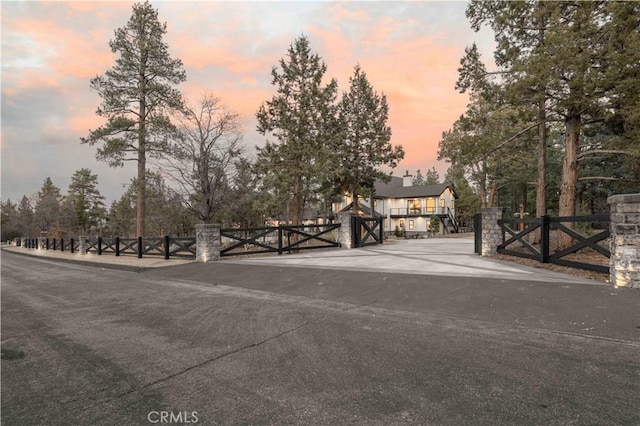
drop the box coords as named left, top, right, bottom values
left=1, top=250, right=639, bottom=425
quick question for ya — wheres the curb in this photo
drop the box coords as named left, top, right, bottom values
left=1, top=247, right=189, bottom=273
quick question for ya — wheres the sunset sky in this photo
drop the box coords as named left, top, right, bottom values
left=1, top=1, right=495, bottom=205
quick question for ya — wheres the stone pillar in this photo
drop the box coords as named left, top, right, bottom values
left=38, top=237, right=46, bottom=250
left=196, top=223, right=221, bottom=263
left=78, top=236, right=87, bottom=255
left=481, top=207, right=504, bottom=257
left=608, top=194, right=640, bottom=288
left=21, top=237, right=27, bottom=248
left=335, top=212, right=355, bottom=249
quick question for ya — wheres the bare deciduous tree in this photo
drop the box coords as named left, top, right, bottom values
left=161, top=93, right=243, bottom=223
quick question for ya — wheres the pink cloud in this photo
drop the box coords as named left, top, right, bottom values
left=328, top=4, right=371, bottom=23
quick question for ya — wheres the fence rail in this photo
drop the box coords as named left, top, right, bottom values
left=32, top=236, right=197, bottom=259
left=26, top=224, right=340, bottom=261
left=220, top=224, right=341, bottom=257
left=497, top=214, right=610, bottom=274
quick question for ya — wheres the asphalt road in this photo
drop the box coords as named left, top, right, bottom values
left=1, top=250, right=639, bottom=425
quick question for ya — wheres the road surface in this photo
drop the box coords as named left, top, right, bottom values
left=2, top=251, right=639, bottom=425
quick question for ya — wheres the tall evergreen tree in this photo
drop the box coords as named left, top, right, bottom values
left=332, top=65, right=404, bottom=214
left=82, top=1, right=186, bottom=237
left=412, top=169, right=425, bottom=186
left=34, top=177, right=62, bottom=236
left=16, top=195, right=35, bottom=237
left=223, top=158, right=264, bottom=228
left=425, top=167, right=440, bottom=185
left=467, top=1, right=552, bottom=222
left=66, top=168, right=107, bottom=235
left=255, top=35, right=338, bottom=225
left=1, top=200, right=20, bottom=242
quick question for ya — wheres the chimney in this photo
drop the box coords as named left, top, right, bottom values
left=403, top=170, right=413, bottom=187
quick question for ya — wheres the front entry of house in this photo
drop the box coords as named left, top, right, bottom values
left=351, top=216, right=383, bottom=248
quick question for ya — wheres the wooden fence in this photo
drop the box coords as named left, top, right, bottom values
left=37, top=236, right=196, bottom=259
left=496, top=214, right=610, bottom=274
left=220, top=224, right=341, bottom=257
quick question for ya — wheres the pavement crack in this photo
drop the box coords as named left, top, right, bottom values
left=109, top=319, right=316, bottom=403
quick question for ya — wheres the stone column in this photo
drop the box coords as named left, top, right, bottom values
left=196, top=223, right=221, bottom=262
left=481, top=207, right=504, bottom=257
left=38, top=237, right=46, bottom=250
left=21, top=237, right=27, bottom=248
left=78, top=236, right=87, bottom=255
left=335, top=212, right=355, bottom=249
left=608, top=194, right=640, bottom=288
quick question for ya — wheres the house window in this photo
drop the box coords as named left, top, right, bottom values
left=440, top=198, right=445, bottom=210
left=408, top=199, right=421, bottom=215
left=399, top=219, right=405, bottom=228
left=409, top=220, right=415, bottom=230
left=373, top=200, right=378, bottom=208
left=426, top=198, right=435, bottom=213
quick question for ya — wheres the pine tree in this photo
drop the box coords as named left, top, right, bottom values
left=82, top=1, right=186, bottom=237
left=1, top=200, right=20, bottom=242
left=332, top=65, right=404, bottom=214
left=413, top=170, right=425, bottom=186
left=66, top=169, right=107, bottom=235
left=16, top=196, right=35, bottom=237
left=223, top=158, right=264, bottom=228
left=255, top=35, right=338, bottom=225
left=425, top=167, right=440, bottom=185
left=109, top=172, right=193, bottom=237
left=34, top=177, right=62, bottom=236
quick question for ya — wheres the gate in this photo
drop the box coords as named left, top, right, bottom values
left=352, top=216, right=383, bottom=248
left=220, top=224, right=341, bottom=257
left=496, top=214, right=610, bottom=273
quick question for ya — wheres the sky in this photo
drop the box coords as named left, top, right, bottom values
left=1, top=1, right=495, bottom=206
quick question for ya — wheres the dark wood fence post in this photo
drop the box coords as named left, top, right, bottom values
left=115, top=237, right=120, bottom=256
left=278, top=226, right=283, bottom=255
left=164, top=235, right=170, bottom=260
left=138, top=236, right=143, bottom=258
left=541, top=215, right=550, bottom=263
left=70, top=238, right=75, bottom=254
left=473, top=213, right=482, bottom=255
left=351, top=216, right=359, bottom=248
left=61, top=238, right=64, bottom=252
left=98, top=237, right=102, bottom=255
left=45, top=238, right=49, bottom=250
left=378, top=217, right=384, bottom=244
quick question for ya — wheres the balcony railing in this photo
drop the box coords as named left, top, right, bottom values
left=390, top=207, right=440, bottom=216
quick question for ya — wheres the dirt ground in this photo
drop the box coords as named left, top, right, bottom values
left=493, top=253, right=610, bottom=284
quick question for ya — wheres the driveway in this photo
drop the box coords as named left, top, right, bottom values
left=221, top=237, right=601, bottom=284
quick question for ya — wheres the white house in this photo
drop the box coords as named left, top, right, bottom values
left=333, top=171, right=459, bottom=236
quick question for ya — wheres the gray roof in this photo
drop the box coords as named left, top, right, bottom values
left=373, top=177, right=456, bottom=199
left=338, top=202, right=383, bottom=217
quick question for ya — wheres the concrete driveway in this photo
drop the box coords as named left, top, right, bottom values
left=222, top=237, right=601, bottom=285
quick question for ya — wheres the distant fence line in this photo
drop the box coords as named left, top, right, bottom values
left=20, top=236, right=196, bottom=259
